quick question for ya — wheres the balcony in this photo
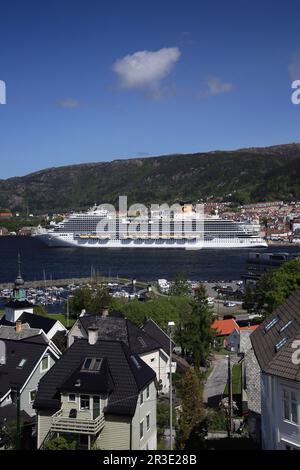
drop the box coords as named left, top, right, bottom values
left=51, top=409, right=105, bottom=435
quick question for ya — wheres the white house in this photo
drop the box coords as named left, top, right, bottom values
left=68, top=311, right=175, bottom=394
left=251, top=289, right=300, bottom=450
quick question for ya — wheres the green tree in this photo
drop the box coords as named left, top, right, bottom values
left=110, top=296, right=191, bottom=331
left=44, top=436, right=77, bottom=450
left=169, top=274, right=190, bottom=297
left=243, top=259, right=300, bottom=317
left=157, top=402, right=177, bottom=437
left=175, top=368, right=205, bottom=450
left=34, top=304, right=48, bottom=317
left=69, top=285, right=111, bottom=318
left=180, top=284, right=215, bottom=367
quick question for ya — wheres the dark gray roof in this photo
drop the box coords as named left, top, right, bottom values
left=34, top=339, right=156, bottom=417
left=0, top=337, right=48, bottom=399
left=0, top=312, right=58, bottom=334
left=251, top=289, right=300, bottom=382
left=142, top=318, right=174, bottom=356
left=60, top=358, right=114, bottom=394
left=4, top=300, right=33, bottom=309
left=79, top=314, right=160, bottom=355
left=0, top=324, right=41, bottom=341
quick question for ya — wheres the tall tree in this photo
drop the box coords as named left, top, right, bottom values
left=176, top=368, right=205, bottom=450
left=181, top=284, right=215, bottom=367
left=169, top=273, right=190, bottom=297
left=243, top=259, right=300, bottom=317
left=69, top=285, right=111, bottom=317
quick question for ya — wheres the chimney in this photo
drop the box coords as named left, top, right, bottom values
left=101, top=306, right=109, bottom=317
left=15, top=320, right=22, bottom=333
left=88, top=327, right=98, bottom=345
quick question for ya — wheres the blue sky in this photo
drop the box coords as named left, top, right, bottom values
left=0, top=0, right=300, bottom=178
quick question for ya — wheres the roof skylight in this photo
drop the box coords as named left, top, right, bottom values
left=279, top=319, right=294, bottom=334
left=137, top=336, right=147, bottom=348
left=275, top=336, right=288, bottom=352
left=82, top=357, right=103, bottom=372
left=264, top=317, right=279, bottom=333
left=17, top=358, right=27, bottom=368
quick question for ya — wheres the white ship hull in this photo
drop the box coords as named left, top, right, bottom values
left=36, top=233, right=267, bottom=249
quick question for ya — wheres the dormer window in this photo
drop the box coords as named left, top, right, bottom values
left=81, top=357, right=103, bottom=372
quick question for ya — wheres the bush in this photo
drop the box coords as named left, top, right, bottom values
left=44, top=436, right=77, bottom=450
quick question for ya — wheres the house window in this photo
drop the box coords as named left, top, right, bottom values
left=140, top=391, right=144, bottom=405
left=41, top=355, right=49, bottom=372
left=80, top=395, right=90, bottom=410
left=29, top=390, right=36, bottom=403
left=146, top=413, right=150, bottom=431
left=146, top=385, right=150, bottom=399
left=140, top=420, right=144, bottom=440
left=68, top=394, right=76, bottom=402
left=283, top=389, right=298, bottom=424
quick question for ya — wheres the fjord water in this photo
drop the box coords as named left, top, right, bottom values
left=0, top=236, right=299, bottom=283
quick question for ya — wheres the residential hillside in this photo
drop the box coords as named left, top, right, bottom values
left=1, top=143, right=300, bottom=212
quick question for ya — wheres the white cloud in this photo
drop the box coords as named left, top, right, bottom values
left=289, top=52, right=300, bottom=80
left=205, top=76, right=234, bottom=96
left=112, top=47, right=181, bottom=99
left=58, top=98, right=80, bottom=108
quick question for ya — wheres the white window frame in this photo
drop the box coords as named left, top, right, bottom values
left=68, top=393, right=77, bottom=403
left=29, top=389, right=37, bottom=404
left=283, top=388, right=298, bottom=424
left=40, top=354, right=50, bottom=372
left=80, top=395, right=90, bottom=411
left=140, top=420, right=144, bottom=440
left=146, top=412, right=150, bottom=431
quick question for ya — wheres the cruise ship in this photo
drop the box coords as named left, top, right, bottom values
left=34, top=205, right=267, bottom=249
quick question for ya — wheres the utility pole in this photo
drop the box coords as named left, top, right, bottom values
left=66, top=296, right=69, bottom=328
left=227, top=354, right=233, bottom=438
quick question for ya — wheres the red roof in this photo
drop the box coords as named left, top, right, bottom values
left=212, top=319, right=239, bottom=336
left=212, top=319, right=259, bottom=336
left=239, top=325, right=259, bottom=331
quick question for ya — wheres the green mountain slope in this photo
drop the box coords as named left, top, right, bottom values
left=1, top=143, right=300, bottom=212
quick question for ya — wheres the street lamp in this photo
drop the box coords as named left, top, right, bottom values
left=167, top=321, right=175, bottom=450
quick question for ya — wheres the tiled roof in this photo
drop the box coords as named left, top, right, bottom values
left=0, top=324, right=41, bottom=340
left=0, top=312, right=60, bottom=334
left=34, top=339, right=156, bottom=417
left=142, top=318, right=174, bottom=356
left=212, top=319, right=239, bottom=336
left=251, top=289, right=300, bottom=382
left=239, top=325, right=259, bottom=331
left=0, top=337, right=48, bottom=399
left=4, top=300, right=33, bottom=309
left=79, top=314, right=160, bottom=354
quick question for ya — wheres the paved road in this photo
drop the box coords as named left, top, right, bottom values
left=203, top=354, right=239, bottom=406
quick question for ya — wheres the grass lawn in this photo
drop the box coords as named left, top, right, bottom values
left=46, top=314, right=75, bottom=328
left=224, top=363, right=242, bottom=395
